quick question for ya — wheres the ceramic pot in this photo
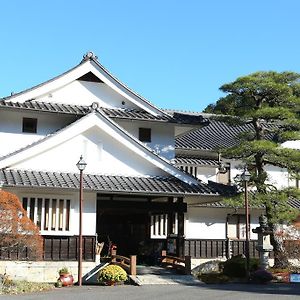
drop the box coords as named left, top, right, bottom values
left=59, top=273, right=74, bottom=286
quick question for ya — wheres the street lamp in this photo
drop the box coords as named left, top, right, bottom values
left=241, top=165, right=251, bottom=280
left=76, top=155, right=87, bottom=286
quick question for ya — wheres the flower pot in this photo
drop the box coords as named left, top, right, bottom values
left=59, top=273, right=74, bottom=286
left=105, top=280, right=116, bottom=286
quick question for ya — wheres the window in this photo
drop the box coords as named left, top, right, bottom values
left=180, top=165, right=198, bottom=177
left=22, top=118, right=37, bottom=133
left=227, top=214, right=249, bottom=240
left=150, top=213, right=178, bottom=239
left=139, top=128, right=151, bottom=142
left=22, top=197, right=71, bottom=232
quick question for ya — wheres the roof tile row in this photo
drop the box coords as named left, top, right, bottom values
left=0, top=169, right=219, bottom=196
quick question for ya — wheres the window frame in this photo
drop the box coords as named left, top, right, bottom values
left=138, top=127, right=151, bottom=142
left=22, top=117, right=38, bottom=133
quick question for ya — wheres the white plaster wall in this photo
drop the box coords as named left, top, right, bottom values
left=196, top=166, right=217, bottom=183
left=6, top=188, right=97, bottom=236
left=11, top=127, right=167, bottom=177
left=0, top=110, right=78, bottom=157
left=229, top=160, right=291, bottom=189
left=185, top=206, right=261, bottom=240
left=36, top=80, right=141, bottom=110
left=116, top=120, right=175, bottom=160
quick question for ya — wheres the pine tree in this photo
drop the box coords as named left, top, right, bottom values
left=204, top=71, right=300, bottom=268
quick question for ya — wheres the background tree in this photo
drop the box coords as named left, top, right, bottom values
left=0, top=190, right=43, bottom=260
left=204, top=71, right=300, bottom=268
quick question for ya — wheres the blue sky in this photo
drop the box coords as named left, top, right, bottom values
left=0, top=0, right=299, bottom=111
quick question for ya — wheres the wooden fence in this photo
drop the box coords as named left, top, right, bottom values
left=184, top=239, right=265, bottom=259
left=0, top=235, right=96, bottom=261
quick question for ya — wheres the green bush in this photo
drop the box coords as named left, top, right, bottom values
left=98, top=265, right=127, bottom=283
left=198, top=273, right=230, bottom=284
left=222, top=255, right=259, bottom=278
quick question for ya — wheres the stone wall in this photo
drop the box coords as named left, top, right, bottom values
left=0, top=256, right=100, bottom=283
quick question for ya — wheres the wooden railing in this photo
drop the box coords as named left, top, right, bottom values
left=161, top=250, right=191, bottom=274
left=184, top=239, right=263, bottom=259
left=111, top=249, right=136, bottom=276
left=0, top=235, right=96, bottom=261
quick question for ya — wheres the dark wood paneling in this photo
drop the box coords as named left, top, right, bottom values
left=0, top=235, right=96, bottom=261
left=184, top=239, right=264, bottom=259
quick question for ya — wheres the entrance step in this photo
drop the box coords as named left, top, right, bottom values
left=131, top=265, right=202, bottom=285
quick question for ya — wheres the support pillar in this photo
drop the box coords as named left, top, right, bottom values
left=177, top=197, right=185, bottom=258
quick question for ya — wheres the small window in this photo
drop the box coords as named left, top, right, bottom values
left=22, top=118, right=37, bottom=133
left=139, top=128, right=151, bottom=142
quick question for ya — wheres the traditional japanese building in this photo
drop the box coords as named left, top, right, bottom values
left=0, top=52, right=226, bottom=261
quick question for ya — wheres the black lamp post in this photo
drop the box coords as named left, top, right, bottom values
left=76, top=155, right=87, bottom=286
left=241, top=165, right=251, bottom=279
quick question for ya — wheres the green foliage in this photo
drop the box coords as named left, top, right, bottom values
left=198, top=273, right=230, bottom=284
left=58, top=267, right=70, bottom=275
left=204, top=71, right=300, bottom=229
left=98, top=265, right=127, bottom=283
left=222, top=256, right=259, bottom=278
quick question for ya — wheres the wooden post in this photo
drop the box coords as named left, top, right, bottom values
left=185, top=255, right=191, bottom=275
left=167, top=197, right=174, bottom=235
left=111, top=248, right=117, bottom=263
left=130, top=255, right=136, bottom=276
left=177, top=198, right=185, bottom=258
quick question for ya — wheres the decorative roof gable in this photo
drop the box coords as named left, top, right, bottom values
left=2, top=52, right=168, bottom=117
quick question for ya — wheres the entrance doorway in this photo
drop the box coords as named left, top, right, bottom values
left=97, top=211, right=148, bottom=257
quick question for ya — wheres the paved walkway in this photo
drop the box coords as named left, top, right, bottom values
left=132, top=265, right=201, bottom=285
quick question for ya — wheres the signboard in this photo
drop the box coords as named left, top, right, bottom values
left=290, top=274, right=300, bottom=283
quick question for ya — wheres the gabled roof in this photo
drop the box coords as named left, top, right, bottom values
left=0, top=109, right=201, bottom=185
left=0, top=100, right=207, bottom=125
left=0, top=169, right=220, bottom=197
left=1, top=52, right=168, bottom=117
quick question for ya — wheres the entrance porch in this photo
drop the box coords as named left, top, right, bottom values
left=96, top=194, right=186, bottom=262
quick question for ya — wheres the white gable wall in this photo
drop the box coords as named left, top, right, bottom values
left=116, top=120, right=175, bottom=160
left=36, top=80, right=141, bottom=110
left=9, top=126, right=168, bottom=177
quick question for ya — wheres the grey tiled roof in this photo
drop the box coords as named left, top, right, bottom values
left=193, top=194, right=300, bottom=209
left=0, top=100, right=207, bottom=125
left=176, top=117, right=278, bottom=150
left=0, top=100, right=88, bottom=114
left=176, top=119, right=254, bottom=150
left=174, top=156, right=219, bottom=167
left=0, top=169, right=220, bottom=196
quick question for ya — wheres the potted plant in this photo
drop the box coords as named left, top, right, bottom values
left=58, top=267, right=74, bottom=286
left=98, top=265, right=127, bottom=286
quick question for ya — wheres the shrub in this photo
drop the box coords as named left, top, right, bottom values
left=98, top=265, right=127, bottom=283
left=222, top=255, right=259, bottom=278
left=58, top=267, right=70, bottom=275
left=251, top=269, right=273, bottom=284
left=198, top=273, right=230, bottom=284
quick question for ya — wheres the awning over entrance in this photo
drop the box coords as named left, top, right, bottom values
left=0, top=169, right=220, bottom=197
